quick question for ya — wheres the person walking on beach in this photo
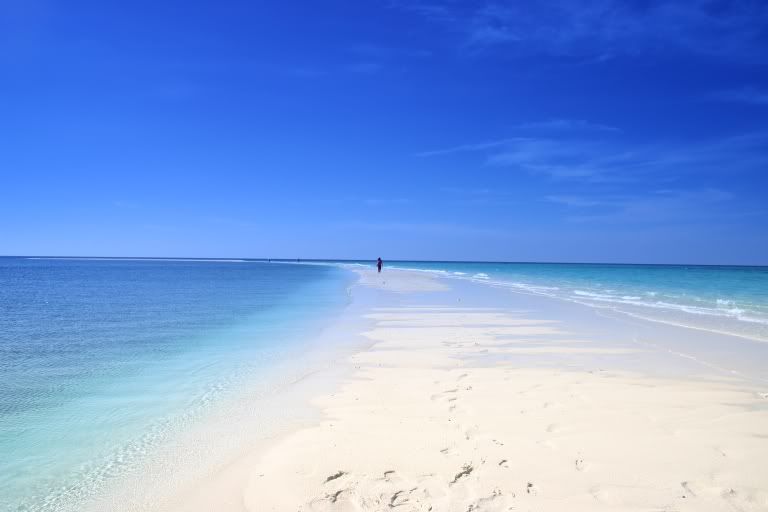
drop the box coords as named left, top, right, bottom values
left=377, top=257, right=383, bottom=273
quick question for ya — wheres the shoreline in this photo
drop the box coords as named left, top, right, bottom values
left=372, top=262, right=768, bottom=344
left=89, top=267, right=768, bottom=511
left=76, top=271, right=369, bottom=512
left=247, top=268, right=768, bottom=511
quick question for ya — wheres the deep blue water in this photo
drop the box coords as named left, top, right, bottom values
left=0, top=258, right=352, bottom=511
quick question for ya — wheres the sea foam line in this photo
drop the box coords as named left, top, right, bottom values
left=370, top=263, right=768, bottom=343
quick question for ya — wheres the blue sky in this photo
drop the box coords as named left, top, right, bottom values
left=1, top=0, right=766, bottom=264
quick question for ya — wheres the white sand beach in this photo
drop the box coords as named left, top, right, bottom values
left=162, top=268, right=768, bottom=512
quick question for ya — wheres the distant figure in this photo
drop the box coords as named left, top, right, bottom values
left=377, top=257, right=383, bottom=273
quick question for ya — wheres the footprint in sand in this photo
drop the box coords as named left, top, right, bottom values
left=389, top=489, right=409, bottom=507
left=323, top=470, right=347, bottom=484
left=430, top=389, right=458, bottom=401
left=450, top=463, right=474, bottom=484
left=468, top=488, right=504, bottom=509
left=680, top=481, right=697, bottom=498
left=309, top=488, right=349, bottom=511
left=463, top=426, right=479, bottom=440
left=440, top=447, right=457, bottom=456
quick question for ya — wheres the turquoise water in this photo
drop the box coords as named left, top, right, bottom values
left=3, top=257, right=767, bottom=510
left=341, top=260, right=768, bottom=342
left=0, top=258, right=352, bottom=511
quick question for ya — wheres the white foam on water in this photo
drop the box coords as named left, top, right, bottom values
left=372, top=264, right=768, bottom=342
left=325, top=261, right=768, bottom=341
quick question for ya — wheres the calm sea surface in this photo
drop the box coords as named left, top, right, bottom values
left=377, top=261, right=768, bottom=342
left=2, top=257, right=767, bottom=510
left=0, top=258, right=352, bottom=511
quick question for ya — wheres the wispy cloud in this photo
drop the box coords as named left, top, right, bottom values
left=558, top=188, right=741, bottom=224
left=418, top=118, right=620, bottom=157
left=546, top=195, right=605, bottom=207
left=515, top=119, right=621, bottom=133
left=347, top=61, right=385, bottom=74
left=486, top=138, right=652, bottom=181
left=440, top=186, right=493, bottom=195
left=349, top=43, right=432, bottom=60
left=338, top=220, right=509, bottom=238
left=388, top=1, right=459, bottom=24
left=362, top=197, right=411, bottom=206
left=419, top=125, right=768, bottom=183
left=393, top=0, right=768, bottom=59
left=287, top=67, right=330, bottom=78
left=318, top=196, right=412, bottom=207
left=707, top=87, right=768, bottom=105
left=289, top=43, right=431, bottom=78
left=417, top=138, right=524, bottom=157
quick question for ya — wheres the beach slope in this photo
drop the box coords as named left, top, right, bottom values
left=244, top=269, right=768, bottom=511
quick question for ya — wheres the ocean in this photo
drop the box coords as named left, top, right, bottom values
left=0, top=257, right=353, bottom=511
left=378, top=261, right=768, bottom=342
left=2, top=257, right=767, bottom=510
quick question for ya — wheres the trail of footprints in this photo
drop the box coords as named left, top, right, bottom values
left=299, top=365, right=741, bottom=511
left=289, top=311, right=765, bottom=512
left=305, top=373, right=541, bottom=511
left=310, top=467, right=518, bottom=511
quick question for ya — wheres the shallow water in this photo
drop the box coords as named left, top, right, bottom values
left=366, top=261, right=768, bottom=342
left=3, top=257, right=766, bottom=510
left=0, top=258, right=352, bottom=511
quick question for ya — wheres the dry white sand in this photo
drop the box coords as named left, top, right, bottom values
left=140, top=268, right=768, bottom=512
left=241, top=270, right=768, bottom=512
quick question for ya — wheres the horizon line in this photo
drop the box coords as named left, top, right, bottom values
left=2, top=255, right=766, bottom=268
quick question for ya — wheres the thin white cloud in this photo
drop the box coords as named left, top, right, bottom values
left=388, top=1, right=458, bottom=23
left=349, top=43, right=432, bottom=59
left=418, top=118, right=620, bottom=157
left=318, top=196, right=412, bottom=206
left=516, top=119, right=621, bottom=133
left=362, top=197, right=411, bottom=206
left=287, top=67, right=329, bottom=78
left=546, top=195, right=606, bottom=207
left=394, top=0, right=768, bottom=59
left=347, top=62, right=384, bottom=74
left=707, top=87, right=768, bottom=105
left=339, top=220, right=510, bottom=238
left=416, top=138, right=528, bottom=157
left=419, top=129, right=768, bottom=183
left=563, top=188, right=738, bottom=224
left=440, top=187, right=493, bottom=195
